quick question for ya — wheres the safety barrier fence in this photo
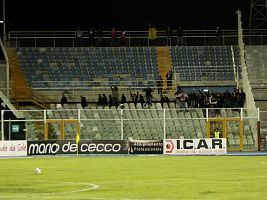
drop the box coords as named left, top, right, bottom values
left=0, top=107, right=260, bottom=151
left=6, top=29, right=267, bottom=47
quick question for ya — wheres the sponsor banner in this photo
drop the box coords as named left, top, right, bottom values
left=0, top=140, right=27, bottom=157
left=79, top=140, right=128, bottom=155
left=27, top=140, right=58, bottom=155
left=164, top=138, right=227, bottom=155
left=27, top=140, right=128, bottom=156
left=128, top=140, right=163, bottom=154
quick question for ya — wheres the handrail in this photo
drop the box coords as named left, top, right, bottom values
left=237, top=10, right=256, bottom=110
left=0, top=38, right=9, bottom=98
left=6, top=28, right=267, bottom=47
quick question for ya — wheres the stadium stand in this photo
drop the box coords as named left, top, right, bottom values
left=1, top=24, right=263, bottom=152
left=15, top=46, right=241, bottom=88
left=170, top=46, right=241, bottom=82
left=15, top=47, right=158, bottom=89
left=6, top=44, right=255, bottom=149
left=245, top=45, right=267, bottom=101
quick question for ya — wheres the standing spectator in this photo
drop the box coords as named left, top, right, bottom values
left=209, top=94, right=218, bottom=117
left=148, top=24, right=157, bottom=46
left=130, top=90, right=139, bottom=109
left=75, top=27, right=83, bottom=47
left=166, top=69, right=173, bottom=90
left=139, top=94, right=145, bottom=109
left=166, top=26, right=172, bottom=46
left=80, top=96, right=88, bottom=109
left=240, top=89, right=246, bottom=107
left=110, top=85, right=119, bottom=101
left=214, top=128, right=221, bottom=138
left=60, top=94, right=68, bottom=108
left=120, top=30, right=126, bottom=46
left=102, top=94, right=108, bottom=109
left=209, top=94, right=218, bottom=107
left=233, top=89, right=241, bottom=108
left=166, top=71, right=170, bottom=90
left=203, top=93, right=210, bottom=108
left=176, top=86, right=183, bottom=94
left=96, top=28, right=103, bottom=47
left=157, top=75, right=163, bottom=94
left=110, top=85, right=119, bottom=108
left=120, top=93, right=127, bottom=105
left=215, top=26, right=221, bottom=45
left=177, top=27, right=184, bottom=46
left=96, top=94, right=103, bottom=108
left=108, top=95, right=114, bottom=109
left=113, top=96, right=119, bottom=109
left=160, top=94, right=165, bottom=108
left=88, top=27, right=95, bottom=47
left=223, top=90, right=231, bottom=108
left=217, top=93, right=225, bottom=108
left=143, top=86, right=153, bottom=107
left=111, top=27, right=117, bottom=47
left=164, top=94, right=170, bottom=108
left=192, top=92, right=199, bottom=108
left=175, top=91, right=189, bottom=110
left=160, top=94, right=170, bottom=108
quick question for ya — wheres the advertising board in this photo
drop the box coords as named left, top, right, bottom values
left=164, top=138, right=227, bottom=155
left=27, top=140, right=128, bottom=155
left=0, top=140, right=27, bottom=156
left=128, top=139, right=163, bottom=154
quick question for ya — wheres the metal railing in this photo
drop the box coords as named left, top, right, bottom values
left=0, top=107, right=260, bottom=151
left=6, top=29, right=267, bottom=48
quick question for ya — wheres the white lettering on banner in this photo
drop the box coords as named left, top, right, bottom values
left=0, top=141, right=27, bottom=156
left=81, top=143, right=121, bottom=153
left=62, top=142, right=77, bottom=153
left=97, top=144, right=104, bottom=152
left=28, top=143, right=60, bottom=155
left=164, top=139, right=227, bottom=155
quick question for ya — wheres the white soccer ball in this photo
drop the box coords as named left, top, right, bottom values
left=35, top=168, right=42, bottom=174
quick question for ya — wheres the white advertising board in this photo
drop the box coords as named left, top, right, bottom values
left=0, top=140, right=27, bottom=157
left=164, top=138, right=227, bottom=155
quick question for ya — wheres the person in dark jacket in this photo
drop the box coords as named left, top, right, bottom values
left=143, top=86, right=153, bottom=107
left=60, top=94, right=68, bottom=108
left=80, top=96, right=88, bottom=109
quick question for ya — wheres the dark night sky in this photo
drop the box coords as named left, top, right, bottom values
left=4, top=0, right=251, bottom=31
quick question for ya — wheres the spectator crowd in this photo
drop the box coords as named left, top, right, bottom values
left=60, top=86, right=246, bottom=110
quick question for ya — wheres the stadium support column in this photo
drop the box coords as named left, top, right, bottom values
left=163, top=109, right=166, bottom=140
left=1, top=110, right=4, bottom=140
left=120, top=109, right=124, bottom=140
left=249, top=0, right=267, bottom=29
left=249, top=0, right=267, bottom=44
left=257, top=107, right=261, bottom=151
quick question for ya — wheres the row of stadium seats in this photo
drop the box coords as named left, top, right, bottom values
left=171, top=46, right=241, bottom=81
left=16, top=47, right=158, bottom=88
left=24, top=104, right=255, bottom=149
left=15, top=46, right=240, bottom=88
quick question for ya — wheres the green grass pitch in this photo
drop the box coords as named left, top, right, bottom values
left=0, top=155, right=267, bottom=200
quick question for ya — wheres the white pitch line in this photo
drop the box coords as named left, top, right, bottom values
left=0, top=196, right=166, bottom=200
left=0, top=180, right=168, bottom=200
left=0, top=180, right=99, bottom=199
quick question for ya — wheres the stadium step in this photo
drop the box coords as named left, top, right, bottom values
left=156, top=47, right=176, bottom=95
left=6, top=48, right=33, bottom=101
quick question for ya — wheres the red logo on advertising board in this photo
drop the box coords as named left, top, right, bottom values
left=165, top=140, right=174, bottom=153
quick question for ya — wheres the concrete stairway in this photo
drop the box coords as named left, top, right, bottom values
left=6, top=48, right=33, bottom=100
left=156, top=47, right=175, bottom=95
